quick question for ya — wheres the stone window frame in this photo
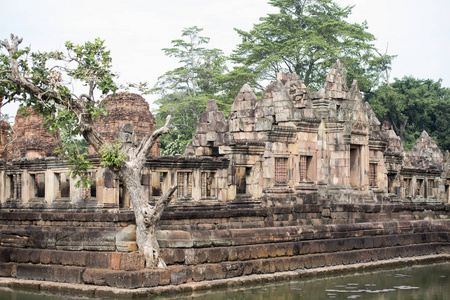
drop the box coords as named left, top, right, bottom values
left=299, top=154, right=314, bottom=183
left=6, top=173, right=21, bottom=200
left=81, top=171, right=97, bottom=200
left=275, top=156, right=289, bottom=185
left=235, top=165, right=252, bottom=195
left=403, top=177, right=412, bottom=198
left=416, top=177, right=425, bottom=197
left=201, top=171, right=215, bottom=199
left=177, top=170, right=193, bottom=198
left=426, top=178, right=436, bottom=198
left=369, top=163, right=377, bottom=187
left=29, top=172, right=45, bottom=199
left=54, top=171, right=71, bottom=199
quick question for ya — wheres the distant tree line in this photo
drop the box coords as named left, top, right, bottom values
left=150, top=0, right=449, bottom=153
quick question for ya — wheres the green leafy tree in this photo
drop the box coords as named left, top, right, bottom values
left=152, top=26, right=230, bottom=155
left=365, top=76, right=450, bottom=151
left=231, top=0, right=394, bottom=92
left=0, top=35, right=177, bottom=268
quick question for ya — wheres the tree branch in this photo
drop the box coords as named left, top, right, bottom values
left=2, top=35, right=106, bottom=154
left=134, top=115, right=172, bottom=164
left=150, top=184, right=177, bottom=225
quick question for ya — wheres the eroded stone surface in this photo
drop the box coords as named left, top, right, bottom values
left=6, top=107, right=60, bottom=160
left=88, top=92, right=159, bottom=157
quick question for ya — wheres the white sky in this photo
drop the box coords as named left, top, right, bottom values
left=1, top=0, right=449, bottom=119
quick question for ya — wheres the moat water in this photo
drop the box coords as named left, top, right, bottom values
left=0, top=262, right=448, bottom=300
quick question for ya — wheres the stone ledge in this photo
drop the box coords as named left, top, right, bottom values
left=161, top=232, right=448, bottom=265
left=0, top=254, right=448, bottom=298
left=1, top=244, right=448, bottom=288
left=157, top=220, right=449, bottom=248
left=0, top=248, right=145, bottom=270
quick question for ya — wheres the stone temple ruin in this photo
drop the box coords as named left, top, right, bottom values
left=0, top=61, right=448, bottom=293
left=0, top=61, right=448, bottom=209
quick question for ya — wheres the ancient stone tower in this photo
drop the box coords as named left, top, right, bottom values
left=0, top=100, right=11, bottom=160
left=6, top=107, right=60, bottom=160
left=88, top=93, right=159, bottom=156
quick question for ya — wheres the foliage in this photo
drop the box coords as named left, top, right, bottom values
left=231, top=0, right=395, bottom=93
left=152, top=27, right=231, bottom=155
left=98, top=141, right=127, bottom=170
left=365, top=76, right=450, bottom=151
left=0, top=36, right=117, bottom=185
left=1, top=113, right=11, bottom=123
left=1, top=35, right=176, bottom=268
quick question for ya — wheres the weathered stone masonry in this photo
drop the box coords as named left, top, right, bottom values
left=0, top=62, right=449, bottom=294
left=1, top=63, right=449, bottom=209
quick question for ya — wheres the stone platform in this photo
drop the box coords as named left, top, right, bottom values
left=0, top=204, right=448, bottom=297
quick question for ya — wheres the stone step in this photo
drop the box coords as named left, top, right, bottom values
left=0, top=244, right=446, bottom=289
left=1, top=231, right=447, bottom=272
left=0, top=228, right=118, bottom=251
left=156, top=220, right=445, bottom=249
left=160, top=232, right=449, bottom=265
left=0, top=248, right=145, bottom=270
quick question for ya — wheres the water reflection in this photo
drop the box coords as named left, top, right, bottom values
left=0, top=262, right=448, bottom=300
left=166, top=262, right=449, bottom=300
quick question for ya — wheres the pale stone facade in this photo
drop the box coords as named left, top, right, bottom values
left=0, top=62, right=449, bottom=208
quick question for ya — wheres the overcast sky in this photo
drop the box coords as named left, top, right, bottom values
left=1, top=0, right=449, bottom=118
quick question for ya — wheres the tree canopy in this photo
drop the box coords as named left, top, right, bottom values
left=231, top=0, right=394, bottom=92
left=365, top=76, right=450, bottom=151
left=0, top=35, right=176, bottom=268
left=151, top=26, right=231, bottom=155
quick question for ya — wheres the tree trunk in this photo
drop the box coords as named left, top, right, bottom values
left=2, top=35, right=177, bottom=269
left=120, top=165, right=176, bottom=268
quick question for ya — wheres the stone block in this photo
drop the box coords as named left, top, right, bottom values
left=191, top=265, right=207, bottom=281
left=86, top=252, right=110, bottom=269
left=161, top=248, right=185, bottom=265
left=54, top=265, right=85, bottom=284
left=222, top=261, right=243, bottom=278
left=157, top=230, right=193, bottom=248
left=142, top=270, right=160, bottom=287
left=196, top=123, right=208, bottom=134
left=116, top=241, right=138, bottom=252
left=118, top=253, right=145, bottom=271
left=16, top=264, right=84, bottom=284
left=50, top=251, right=63, bottom=265
left=206, top=131, right=217, bottom=142
left=14, top=249, right=31, bottom=263
left=184, top=248, right=204, bottom=265
left=169, top=266, right=189, bottom=285
left=311, top=254, right=326, bottom=268
left=216, top=121, right=229, bottom=133
left=105, top=271, right=144, bottom=289
left=207, top=248, right=227, bottom=263
left=82, top=268, right=111, bottom=285
left=0, top=262, right=14, bottom=276
left=0, top=248, right=10, bottom=262
left=28, top=231, right=57, bottom=249
left=29, top=250, right=41, bottom=264
left=39, top=250, right=52, bottom=264
left=16, top=265, right=50, bottom=281
left=158, top=269, right=171, bottom=286
left=240, top=261, right=257, bottom=275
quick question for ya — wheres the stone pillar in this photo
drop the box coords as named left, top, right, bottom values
left=192, top=168, right=201, bottom=201
left=44, top=170, right=56, bottom=204
left=0, top=170, right=5, bottom=204
left=21, top=170, right=31, bottom=204
left=100, top=167, right=119, bottom=208
left=70, top=173, right=81, bottom=202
